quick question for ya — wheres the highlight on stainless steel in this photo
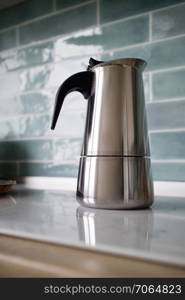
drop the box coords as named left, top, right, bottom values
left=77, top=157, right=153, bottom=209
left=82, top=62, right=150, bottom=156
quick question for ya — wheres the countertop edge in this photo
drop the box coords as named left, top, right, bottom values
left=0, top=229, right=185, bottom=271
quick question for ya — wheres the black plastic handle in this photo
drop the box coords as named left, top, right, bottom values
left=51, top=71, right=94, bottom=130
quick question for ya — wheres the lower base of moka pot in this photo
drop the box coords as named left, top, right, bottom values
left=76, top=156, right=154, bottom=210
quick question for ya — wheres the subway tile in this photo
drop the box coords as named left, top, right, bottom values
left=46, top=58, right=88, bottom=87
left=0, top=91, right=52, bottom=119
left=0, top=0, right=53, bottom=30
left=20, top=91, right=53, bottom=114
left=102, top=36, right=185, bottom=71
left=50, top=110, right=86, bottom=139
left=152, top=69, right=185, bottom=100
left=147, top=100, right=185, bottom=130
left=150, top=132, right=185, bottom=159
left=0, top=96, right=21, bottom=116
left=145, top=38, right=185, bottom=70
left=0, top=30, right=16, bottom=52
left=53, top=138, right=82, bottom=162
left=20, top=58, right=87, bottom=91
left=101, top=43, right=150, bottom=63
left=20, top=65, right=52, bottom=91
left=19, top=3, right=96, bottom=45
left=0, top=71, right=20, bottom=99
left=56, top=0, right=91, bottom=10
left=100, top=0, right=185, bottom=24
left=0, top=42, right=53, bottom=74
left=0, top=162, right=18, bottom=179
left=17, top=42, right=54, bottom=69
left=20, top=114, right=50, bottom=137
left=152, top=162, right=185, bottom=181
left=19, top=162, right=78, bottom=177
left=152, top=3, right=185, bottom=40
left=0, top=49, right=18, bottom=74
left=60, top=16, right=149, bottom=55
left=0, top=140, right=52, bottom=160
left=53, top=28, right=102, bottom=60
left=0, top=119, right=19, bottom=140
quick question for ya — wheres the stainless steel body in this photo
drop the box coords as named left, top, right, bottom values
left=51, top=57, right=154, bottom=209
left=77, top=156, right=153, bottom=209
left=82, top=59, right=150, bottom=156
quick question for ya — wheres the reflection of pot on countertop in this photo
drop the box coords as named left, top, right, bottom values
left=76, top=207, right=154, bottom=251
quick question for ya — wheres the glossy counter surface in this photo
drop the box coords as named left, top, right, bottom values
left=0, top=187, right=185, bottom=267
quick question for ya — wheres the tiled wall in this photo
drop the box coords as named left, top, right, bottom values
left=0, top=0, right=185, bottom=181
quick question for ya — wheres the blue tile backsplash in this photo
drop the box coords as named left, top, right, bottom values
left=0, top=0, right=185, bottom=181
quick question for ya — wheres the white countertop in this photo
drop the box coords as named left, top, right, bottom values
left=0, top=187, right=185, bottom=267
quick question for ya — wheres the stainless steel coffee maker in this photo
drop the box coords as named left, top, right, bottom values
left=51, top=58, right=154, bottom=209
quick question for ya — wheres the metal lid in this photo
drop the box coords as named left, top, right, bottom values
left=91, top=58, right=147, bottom=70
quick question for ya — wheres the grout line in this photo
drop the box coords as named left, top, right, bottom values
left=0, top=106, right=85, bottom=121
left=149, top=12, right=152, bottom=42
left=147, top=97, right=185, bottom=104
left=0, top=135, right=83, bottom=142
left=152, top=159, right=185, bottom=163
left=149, top=1, right=185, bottom=13
left=0, top=136, right=51, bottom=142
left=1, top=127, right=185, bottom=141
left=145, top=31, right=185, bottom=44
left=149, top=72, right=152, bottom=102
left=96, top=0, right=100, bottom=26
left=150, top=128, right=185, bottom=133
left=151, top=64, right=185, bottom=74
left=15, top=26, right=19, bottom=47
left=0, top=111, right=51, bottom=120
left=101, top=12, right=149, bottom=28
left=0, top=160, right=52, bottom=163
left=0, top=159, right=78, bottom=164
left=1, top=158, right=185, bottom=164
